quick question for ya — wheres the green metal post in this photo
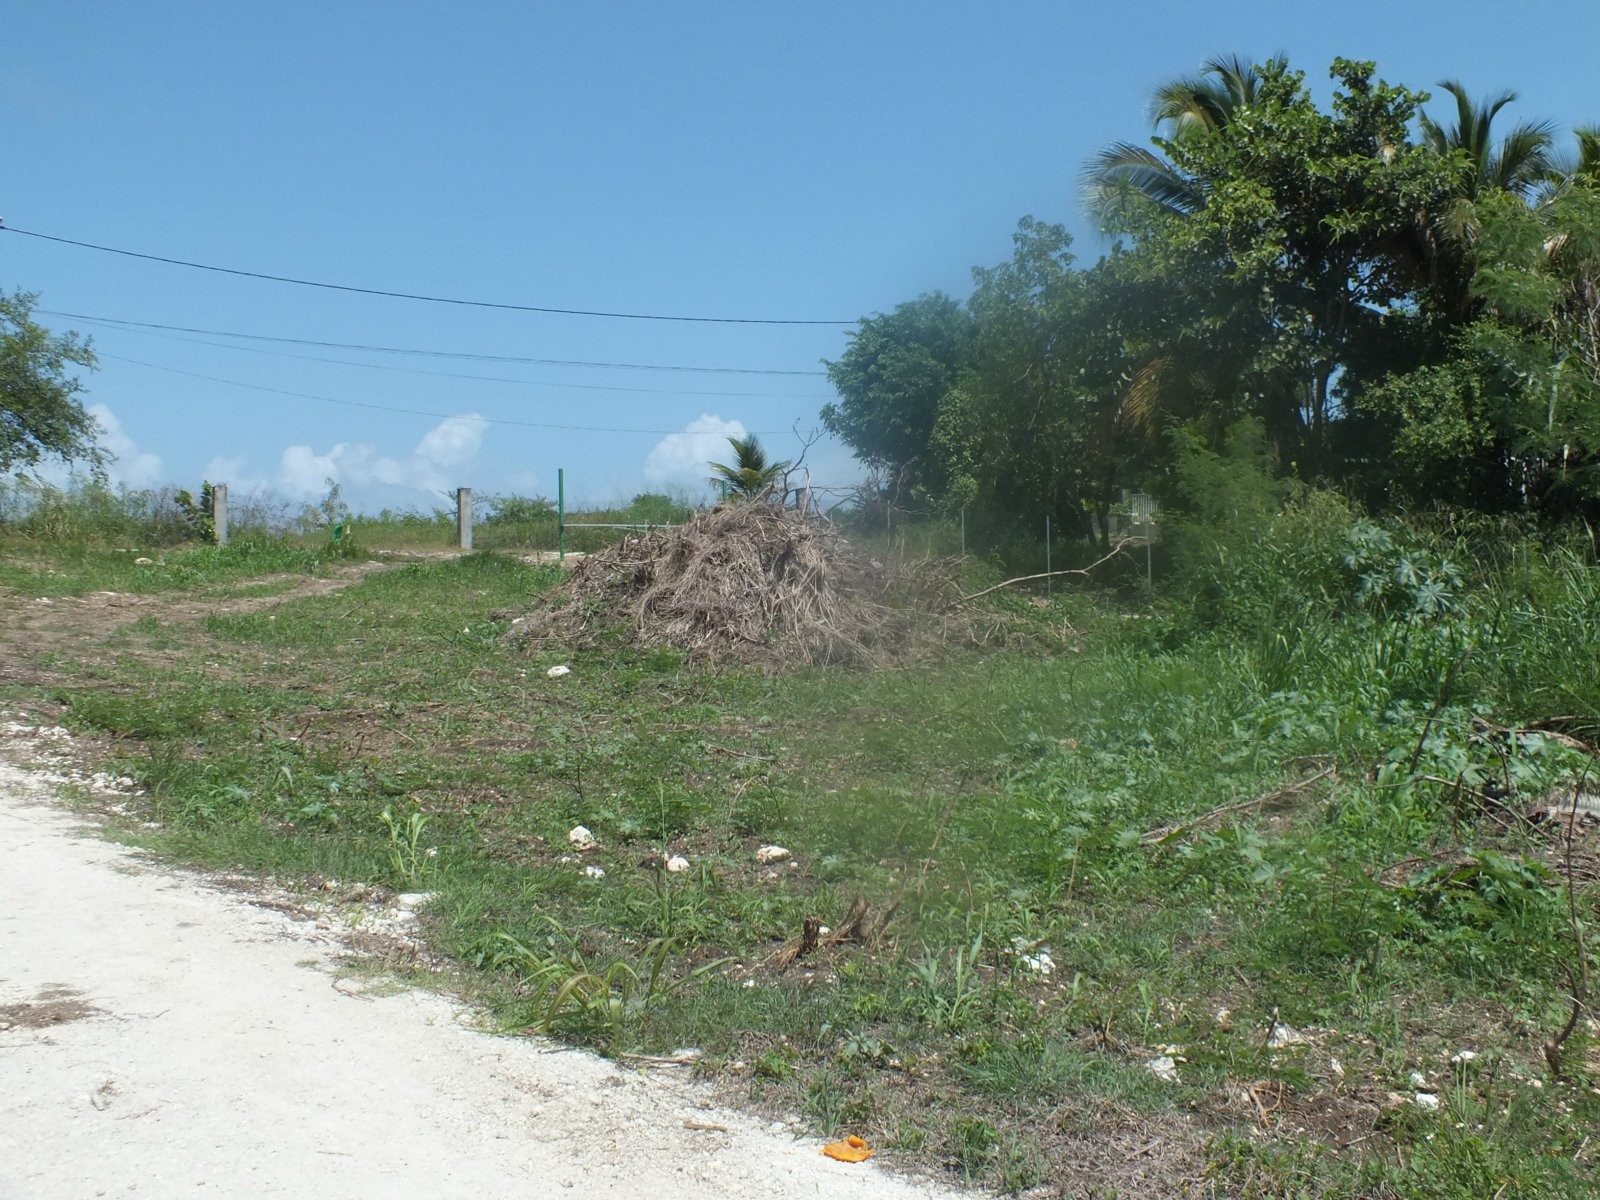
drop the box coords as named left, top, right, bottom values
left=557, top=468, right=565, bottom=564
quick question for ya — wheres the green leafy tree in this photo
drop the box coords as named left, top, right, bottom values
left=1364, top=184, right=1600, bottom=514
left=823, top=293, right=972, bottom=495
left=1090, top=59, right=1450, bottom=475
left=708, top=435, right=789, bottom=499
left=1, top=290, right=103, bottom=476
left=931, top=220, right=1149, bottom=543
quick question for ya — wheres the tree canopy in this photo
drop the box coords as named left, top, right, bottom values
left=822, top=56, right=1600, bottom=539
left=0, top=291, right=103, bottom=477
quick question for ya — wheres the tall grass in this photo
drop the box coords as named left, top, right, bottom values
left=0, top=478, right=208, bottom=548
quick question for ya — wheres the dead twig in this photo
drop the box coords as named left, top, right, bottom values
left=1141, top=767, right=1335, bottom=845
left=1413, top=775, right=1537, bottom=832
left=1471, top=715, right=1595, bottom=755
left=766, top=914, right=822, bottom=971
left=765, top=898, right=892, bottom=970
left=948, top=540, right=1138, bottom=608
left=1544, top=756, right=1595, bottom=1077
left=615, top=1052, right=701, bottom=1067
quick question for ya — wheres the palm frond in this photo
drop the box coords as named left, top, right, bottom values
left=1118, top=357, right=1172, bottom=434
left=1570, top=126, right=1600, bottom=184
left=1149, top=76, right=1230, bottom=135
left=1084, top=143, right=1203, bottom=223
left=1422, top=80, right=1553, bottom=199
left=1489, top=120, right=1557, bottom=195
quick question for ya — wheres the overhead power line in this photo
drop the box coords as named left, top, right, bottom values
left=3, top=224, right=856, bottom=326
left=66, top=316, right=830, bottom=399
left=105, top=354, right=798, bottom=437
left=39, top=308, right=828, bottom=375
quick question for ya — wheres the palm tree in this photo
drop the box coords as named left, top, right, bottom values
left=1409, top=82, right=1555, bottom=316
left=1419, top=82, right=1555, bottom=206
left=1541, top=125, right=1600, bottom=197
left=1085, top=55, right=1278, bottom=228
left=1578, top=126, right=1600, bottom=185
left=708, top=435, right=789, bottom=500
left=1148, top=53, right=1273, bottom=135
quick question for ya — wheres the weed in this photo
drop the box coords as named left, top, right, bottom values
left=379, top=805, right=433, bottom=886
left=492, top=924, right=730, bottom=1056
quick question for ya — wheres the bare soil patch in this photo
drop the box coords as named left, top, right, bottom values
left=0, top=561, right=389, bottom=690
left=0, top=987, right=101, bottom=1031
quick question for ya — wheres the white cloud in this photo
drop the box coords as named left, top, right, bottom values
left=203, top=455, right=248, bottom=482
left=277, top=444, right=346, bottom=499
left=643, top=414, right=746, bottom=486
left=415, top=414, right=487, bottom=467
left=273, top=413, right=488, bottom=500
left=89, top=404, right=164, bottom=486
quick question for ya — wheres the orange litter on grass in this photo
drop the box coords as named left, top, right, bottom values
left=821, top=1135, right=874, bottom=1163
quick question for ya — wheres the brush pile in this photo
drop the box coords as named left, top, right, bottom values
left=509, top=503, right=959, bottom=668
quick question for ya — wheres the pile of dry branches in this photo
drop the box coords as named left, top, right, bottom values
left=510, top=504, right=960, bottom=668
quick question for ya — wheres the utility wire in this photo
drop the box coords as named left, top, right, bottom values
left=3, top=224, right=856, bottom=326
left=104, top=354, right=796, bottom=436
left=74, top=319, right=831, bottom=400
left=39, top=308, right=828, bottom=376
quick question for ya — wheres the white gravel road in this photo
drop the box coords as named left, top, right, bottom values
left=0, top=742, right=958, bottom=1200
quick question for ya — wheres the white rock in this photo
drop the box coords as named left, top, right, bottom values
left=755, top=845, right=791, bottom=864
left=1450, top=1049, right=1478, bottom=1066
left=568, top=825, right=598, bottom=850
left=546, top=665, right=571, bottom=678
left=134, top=557, right=154, bottom=565
left=665, top=855, right=691, bottom=873
left=394, top=892, right=436, bottom=910
left=1020, top=950, right=1055, bottom=976
left=582, top=865, right=606, bottom=880
left=1268, top=1022, right=1309, bottom=1049
left=1408, top=1070, right=1429, bottom=1089
left=1414, top=1092, right=1440, bottom=1110
left=1146, top=1056, right=1180, bottom=1084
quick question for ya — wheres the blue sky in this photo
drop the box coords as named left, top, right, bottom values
left=6, top=1, right=1599, bottom=512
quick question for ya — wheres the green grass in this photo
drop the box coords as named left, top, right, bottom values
left=4, top=504, right=1598, bottom=1197
left=0, top=536, right=356, bottom=598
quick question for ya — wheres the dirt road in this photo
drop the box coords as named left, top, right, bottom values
left=0, top=744, right=956, bottom=1200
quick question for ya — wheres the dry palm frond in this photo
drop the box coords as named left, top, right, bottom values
left=509, top=504, right=964, bottom=669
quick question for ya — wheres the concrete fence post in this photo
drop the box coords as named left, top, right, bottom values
left=456, top=487, right=473, bottom=551
left=212, top=483, right=229, bottom=547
